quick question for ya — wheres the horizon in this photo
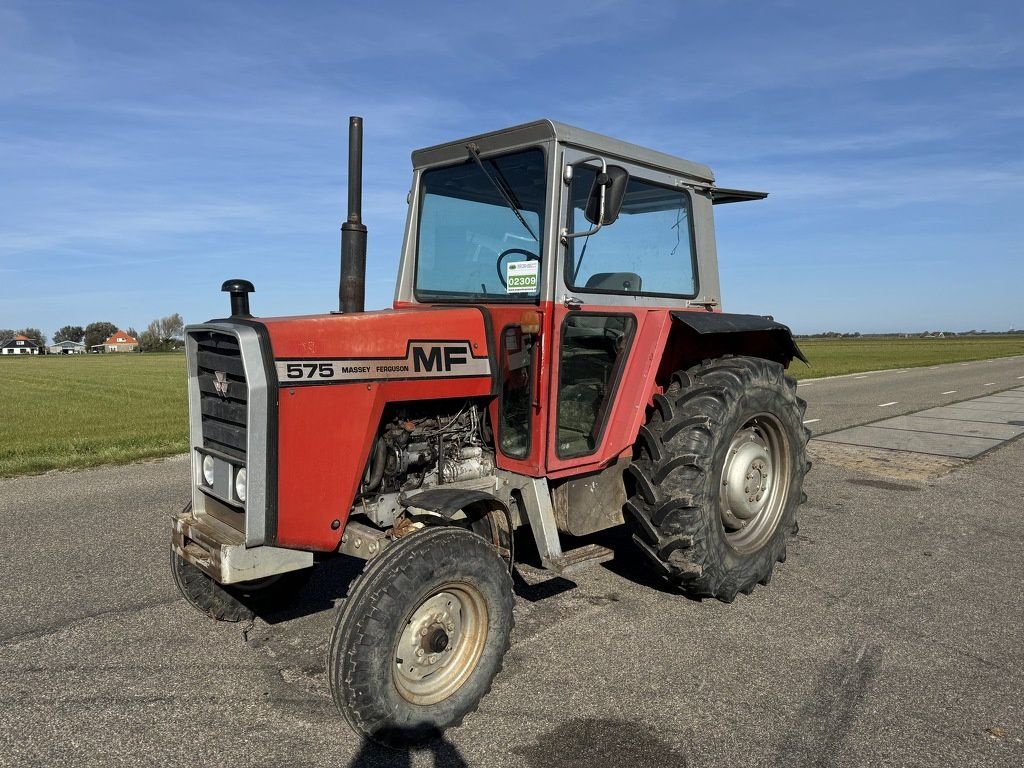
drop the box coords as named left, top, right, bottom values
left=2, top=1, right=1022, bottom=337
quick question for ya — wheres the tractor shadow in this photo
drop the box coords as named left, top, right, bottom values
left=589, top=526, right=687, bottom=597
left=348, top=734, right=469, bottom=768
left=248, top=520, right=685, bottom=626
left=253, top=555, right=364, bottom=624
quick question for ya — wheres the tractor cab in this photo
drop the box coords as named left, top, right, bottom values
left=394, top=121, right=758, bottom=481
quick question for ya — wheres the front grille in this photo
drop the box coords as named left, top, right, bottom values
left=194, top=331, right=248, bottom=460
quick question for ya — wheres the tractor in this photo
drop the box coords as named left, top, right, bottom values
left=171, top=117, right=809, bottom=744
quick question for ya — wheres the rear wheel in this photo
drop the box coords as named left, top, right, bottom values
left=329, top=526, right=514, bottom=745
left=625, top=356, right=809, bottom=601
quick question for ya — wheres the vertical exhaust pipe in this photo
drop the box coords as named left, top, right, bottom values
left=340, top=116, right=367, bottom=313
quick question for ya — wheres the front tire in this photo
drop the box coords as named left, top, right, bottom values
left=625, top=356, right=810, bottom=602
left=170, top=547, right=311, bottom=622
left=329, top=526, right=514, bottom=745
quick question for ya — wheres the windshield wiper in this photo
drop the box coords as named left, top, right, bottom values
left=466, top=142, right=539, bottom=242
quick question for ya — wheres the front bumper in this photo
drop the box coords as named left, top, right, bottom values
left=172, top=507, right=313, bottom=585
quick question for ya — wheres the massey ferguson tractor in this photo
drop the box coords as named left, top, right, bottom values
left=171, top=117, right=809, bottom=744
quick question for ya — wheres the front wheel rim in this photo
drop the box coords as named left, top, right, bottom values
left=393, top=583, right=489, bottom=706
left=719, top=412, right=792, bottom=553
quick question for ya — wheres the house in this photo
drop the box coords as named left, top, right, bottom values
left=1, top=335, right=40, bottom=355
left=49, top=340, right=87, bottom=355
left=102, top=331, right=139, bottom=353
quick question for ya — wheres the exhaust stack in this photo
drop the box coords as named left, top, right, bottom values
left=339, top=115, right=368, bottom=313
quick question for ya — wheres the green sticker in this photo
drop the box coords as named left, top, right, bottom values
left=506, top=260, right=539, bottom=294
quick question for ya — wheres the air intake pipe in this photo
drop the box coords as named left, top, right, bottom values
left=339, top=116, right=368, bottom=313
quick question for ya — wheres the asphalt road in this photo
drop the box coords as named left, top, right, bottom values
left=2, top=358, right=1023, bottom=768
left=797, top=354, right=1024, bottom=435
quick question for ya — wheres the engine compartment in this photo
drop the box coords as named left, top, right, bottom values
left=354, top=399, right=495, bottom=528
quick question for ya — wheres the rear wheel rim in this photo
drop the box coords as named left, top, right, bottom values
left=720, top=412, right=791, bottom=553
left=393, top=583, right=488, bottom=706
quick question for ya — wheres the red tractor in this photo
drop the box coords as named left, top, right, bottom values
left=171, top=117, right=809, bottom=744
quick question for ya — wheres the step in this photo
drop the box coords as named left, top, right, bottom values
left=542, top=543, right=614, bottom=575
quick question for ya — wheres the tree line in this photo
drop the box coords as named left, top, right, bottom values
left=1, top=314, right=184, bottom=352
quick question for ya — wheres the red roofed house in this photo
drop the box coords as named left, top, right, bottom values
left=1, top=334, right=40, bottom=355
left=103, top=331, right=138, bottom=353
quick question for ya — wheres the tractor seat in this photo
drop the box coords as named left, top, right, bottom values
left=584, top=272, right=642, bottom=293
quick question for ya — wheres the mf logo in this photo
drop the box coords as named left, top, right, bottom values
left=213, top=370, right=230, bottom=397
left=412, top=344, right=468, bottom=373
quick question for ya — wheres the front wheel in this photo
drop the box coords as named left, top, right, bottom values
left=329, top=526, right=514, bottom=745
left=625, top=356, right=810, bottom=602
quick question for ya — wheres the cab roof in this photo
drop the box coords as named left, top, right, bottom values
left=412, top=119, right=716, bottom=184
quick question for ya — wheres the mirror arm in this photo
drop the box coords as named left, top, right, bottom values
left=560, top=156, right=607, bottom=244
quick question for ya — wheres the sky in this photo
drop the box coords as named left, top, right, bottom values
left=1, top=0, right=1022, bottom=338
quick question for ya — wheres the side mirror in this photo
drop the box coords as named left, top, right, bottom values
left=561, top=157, right=631, bottom=244
left=585, top=165, right=629, bottom=226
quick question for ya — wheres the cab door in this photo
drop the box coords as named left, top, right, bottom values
left=545, top=149, right=700, bottom=476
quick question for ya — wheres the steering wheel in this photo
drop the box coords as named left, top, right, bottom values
left=496, top=248, right=540, bottom=288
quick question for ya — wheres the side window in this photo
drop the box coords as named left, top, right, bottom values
left=499, top=325, right=535, bottom=458
left=557, top=314, right=636, bottom=457
left=566, top=168, right=697, bottom=298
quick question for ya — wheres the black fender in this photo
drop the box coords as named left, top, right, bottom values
left=670, top=311, right=808, bottom=367
left=400, top=488, right=514, bottom=567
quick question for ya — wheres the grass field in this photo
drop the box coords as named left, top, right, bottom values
left=2, top=336, right=1023, bottom=477
left=792, top=335, right=1024, bottom=379
left=1, top=354, right=187, bottom=477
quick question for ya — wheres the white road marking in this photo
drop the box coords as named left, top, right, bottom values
left=929, top=366, right=939, bottom=370
left=803, top=419, right=820, bottom=424
left=854, top=375, right=867, bottom=379
left=878, top=401, right=898, bottom=407
left=798, top=381, right=813, bottom=386
left=942, top=390, right=957, bottom=395
left=984, top=382, right=996, bottom=386
left=1018, top=376, right=1024, bottom=380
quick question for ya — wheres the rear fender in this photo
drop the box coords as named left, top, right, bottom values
left=662, top=312, right=808, bottom=379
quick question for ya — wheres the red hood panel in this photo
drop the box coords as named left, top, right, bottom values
left=261, top=307, right=491, bottom=361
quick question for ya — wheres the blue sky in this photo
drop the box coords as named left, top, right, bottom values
left=2, top=0, right=1022, bottom=337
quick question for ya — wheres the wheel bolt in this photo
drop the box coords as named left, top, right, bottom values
left=416, top=648, right=424, bottom=657
left=420, top=628, right=427, bottom=636
left=430, top=654, right=438, bottom=664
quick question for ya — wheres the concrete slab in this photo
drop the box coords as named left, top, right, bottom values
left=931, top=400, right=1024, bottom=414
left=972, top=395, right=1024, bottom=405
left=874, top=415, right=1024, bottom=440
left=815, top=425, right=1002, bottom=458
left=915, top=406, right=1023, bottom=424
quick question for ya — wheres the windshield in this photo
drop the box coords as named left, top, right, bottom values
left=415, top=148, right=546, bottom=302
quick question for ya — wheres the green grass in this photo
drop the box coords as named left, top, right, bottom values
left=791, top=335, right=1024, bottom=380
left=0, top=354, right=187, bottom=477
left=2, top=336, right=1022, bottom=478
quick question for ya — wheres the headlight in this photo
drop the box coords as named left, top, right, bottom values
left=202, top=455, right=215, bottom=485
left=234, top=467, right=247, bottom=502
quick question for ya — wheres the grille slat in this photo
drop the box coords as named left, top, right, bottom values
left=193, top=330, right=248, bottom=460
left=196, top=349, right=246, bottom=378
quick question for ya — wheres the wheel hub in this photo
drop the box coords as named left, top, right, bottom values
left=393, top=586, right=487, bottom=705
left=428, top=628, right=449, bottom=653
left=723, top=431, right=772, bottom=525
left=718, top=414, right=792, bottom=553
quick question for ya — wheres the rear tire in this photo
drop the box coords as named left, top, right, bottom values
left=329, top=526, right=514, bottom=746
left=625, top=356, right=809, bottom=601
